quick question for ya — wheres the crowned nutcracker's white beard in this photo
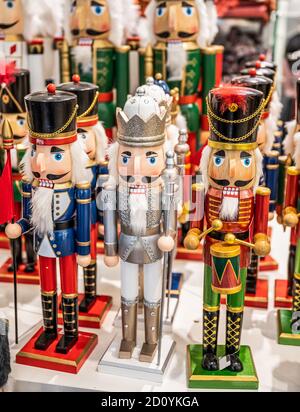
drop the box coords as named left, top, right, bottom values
left=219, top=196, right=239, bottom=222
left=31, top=187, right=54, bottom=235
left=167, top=43, right=187, bottom=81
left=128, top=193, right=147, bottom=235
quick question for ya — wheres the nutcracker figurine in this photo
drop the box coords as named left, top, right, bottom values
left=138, top=0, right=222, bottom=170
left=66, top=0, right=137, bottom=140
left=231, top=69, right=278, bottom=306
left=185, top=85, right=270, bottom=389
left=101, top=88, right=177, bottom=363
left=6, top=84, right=97, bottom=372
left=57, top=74, right=110, bottom=317
left=0, top=0, right=63, bottom=91
left=0, top=64, right=37, bottom=277
left=278, top=131, right=300, bottom=345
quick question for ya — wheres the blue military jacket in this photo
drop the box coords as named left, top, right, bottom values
left=18, top=179, right=91, bottom=258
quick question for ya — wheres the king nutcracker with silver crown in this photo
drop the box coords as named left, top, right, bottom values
left=138, top=0, right=223, bottom=173
left=57, top=74, right=112, bottom=327
left=0, top=64, right=38, bottom=283
left=184, top=85, right=270, bottom=390
left=65, top=0, right=137, bottom=141
left=5, top=84, right=98, bottom=374
left=100, top=87, right=177, bottom=372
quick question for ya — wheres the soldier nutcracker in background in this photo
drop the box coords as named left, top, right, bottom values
left=0, top=0, right=63, bottom=91
left=66, top=0, right=137, bottom=141
left=138, top=0, right=222, bottom=172
left=0, top=64, right=36, bottom=273
left=6, top=84, right=92, bottom=354
left=102, top=88, right=178, bottom=361
left=185, top=85, right=270, bottom=372
left=57, top=74, right=108, bottom=313
left=231, top=68, right=279, bottom=297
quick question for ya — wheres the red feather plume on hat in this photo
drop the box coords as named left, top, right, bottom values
left=212, top=85, right=249, bottom=115
left=0, top=61, right=16, bottom=86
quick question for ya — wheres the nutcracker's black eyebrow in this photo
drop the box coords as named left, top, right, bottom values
left=146, top=151, right=158, bottom=157
left=51, top=147, right=65, bottom=153
left=17, top=115, right=25, bottom=120
left=214, top=150, right=225, bottom=157
left=157, top=2, right=167, bottom=7
left=121, top=151, right=131, bottom=157
left=240, top=151, right=251, bottom=158
left=91, top=1, right=104, bottom=6
left=182, top=1, right=194, bottom=7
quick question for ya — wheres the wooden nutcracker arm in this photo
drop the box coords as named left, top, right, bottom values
left=254, top=186, right=270, bottom=236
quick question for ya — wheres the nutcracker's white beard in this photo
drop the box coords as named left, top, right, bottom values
left=167, top=42, right=187, bottom=81
left=128, top=193, right=147, bottom=235
left=219, top=196, right=239, bottom=222
left=31, top=187, right=54, bottom=235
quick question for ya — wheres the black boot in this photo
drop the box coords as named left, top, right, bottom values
left=34, top=292, right=58, bottom=351
left=79, top=262, right=97, bottom=312
left=246, top=253, right=259, bottom=295
left=226, top=309, right=244, bottom=372
left=288, top=245, right=296, bottom=297
left=24, top=232, right=36, bottom=273
left=202, top=308, right=219, bottom=371
left=8, top=237, right=22, bottom=272
left=56, top=295, right=78, bottom=354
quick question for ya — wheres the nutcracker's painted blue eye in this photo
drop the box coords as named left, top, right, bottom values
left=121, top=156, right=130, bottom=165
left=52, top=153, right=64, bottom=162
left=241, top=157, right=252, bottom=168
left=147, top=156, right=157, bottom=166
left=17, top=118, right=25, bottom=127
left=183, top=6, right=194, bottom=16
left=213, top=156, right=225, bottom=167
left=156, top=6, right=166, bottom=17
left=5, top=1, right=14, bottom=9
left=91, top=4, right=104, bottom=16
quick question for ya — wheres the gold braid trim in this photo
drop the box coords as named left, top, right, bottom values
left=28, top=105, right=78, bottom=139
left=77, top=91, right=99, bottom=119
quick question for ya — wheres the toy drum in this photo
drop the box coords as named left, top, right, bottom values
left=210, top=242, right=242, bottom=295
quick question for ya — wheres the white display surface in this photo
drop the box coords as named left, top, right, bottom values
left=1, top=221, right=300, bottom=392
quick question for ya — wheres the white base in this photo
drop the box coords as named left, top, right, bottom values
left=98, top=332, right=176, bottom=383
left=114, top=297, right=179, bottom=333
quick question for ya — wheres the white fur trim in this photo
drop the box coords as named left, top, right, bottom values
left=219, top=196, right=239, bottom=221
left=138, top=2, right=156, bottom=47
left=204, top=0, right=219, bottom=45
left=284, top=120, right=297, bottom=156
left=122, top=0, right=140, bottom=37
left=254, top=148, right=263, bottom=191
left=93, top=122, right=108, bottom=163
left=107, top=142, right=120, bottom=186
left=31, top=187, right=54, bottom=235
left=167, top=43, right=187, bottom=81
left=262, top=114, right=277, bottom=155
left=70, top=140, right=92, bottom=184
left=293, top=132, right=300, bottom=170
left=195, top=0, right=211, bottom=47
left=199, top=145, right=211, bottom=193
left=107, top=0, right=127, bottom=47
left=71, top=46, right=92, bottom=74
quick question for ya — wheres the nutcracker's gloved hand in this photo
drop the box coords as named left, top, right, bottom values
left=5, top=223, right=22, bottom=240
left=77, top=254, right=91, bottom=268
left=104, top=256, right=119, bottom=267
left=253, top=234, right=271, bottom=257
left=283, top=210, right=299, bottom=228
left=184, top=228, right=201, bottom=250
left=158, top=236, right=175, bottom=253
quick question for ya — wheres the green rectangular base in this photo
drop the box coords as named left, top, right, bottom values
left=277, top=309, right=300, bottom=346
left=187, top=345, right=259, bottom=390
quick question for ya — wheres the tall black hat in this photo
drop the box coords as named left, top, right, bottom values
left=231, top=68, right=273, bottom=112
left=245, top=54, right=277, bottom=71
left=207, top=85, right=264, bottom=151
left=0, top=67, right=30, bottom=114
left=241, top=62, right=275, bottom=82
left=57, top=75, right=99, bottom=128
left=25, top=84, right=78, bottom=146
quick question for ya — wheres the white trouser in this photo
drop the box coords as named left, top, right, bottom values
left=121, top=260, right=163, bottom=304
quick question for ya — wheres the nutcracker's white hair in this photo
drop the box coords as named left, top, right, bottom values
left=64, top=0, right=127, bottom=48
left=284, top=120, right=297, bottom=157
left=200, top=146, right=263, bottom=193
left=261, top=90, right=283, bottom=154
left=94, top=122, right=108, bottom=164
left=138, top=0, right=215, bottom=48
left=107, top=142, right=120, bottom=187
left=293, top=132, right=300, bottom=170
left=71, top=46, right=92, bottom=75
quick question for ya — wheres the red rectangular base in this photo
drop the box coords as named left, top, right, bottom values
left=0, top=258, right=40, bottom=285
left=58, top=294, right=112, bottom=329
left=259, top=255, right=278, bottom=272
left=221, top=279, right=268, bottom=309
left=274, top=279, right=293, bottom=309
left=96, top=240, right=104, bottom=254
left=16, top=327, right=98, bottom=374
left=176, top=244, right=203, bottom=261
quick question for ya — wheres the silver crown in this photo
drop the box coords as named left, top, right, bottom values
left=117, top=88, right=168, bottom=147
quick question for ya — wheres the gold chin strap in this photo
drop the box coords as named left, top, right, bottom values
left=77, top=91, right=99, bottom=119
left=0, top=84, right=24, bottom=114
left=28, top=105, right=79, bottom=139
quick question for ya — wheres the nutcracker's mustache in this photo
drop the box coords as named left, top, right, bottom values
left=211, top=177, right=254, bottom=187
left=156, top=31, right=195, bottom=39
left=120, top=175, right=160, bottom=184
left=71, top=29, right=109, bottom=36
left=0, top=21, right=19, bottom=30
left=32, top=172, right=70, bottom=181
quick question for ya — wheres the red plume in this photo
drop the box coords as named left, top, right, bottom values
left=0, top=61, right=16, bottom=86
left=212, top=86, right=249, bottom=115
